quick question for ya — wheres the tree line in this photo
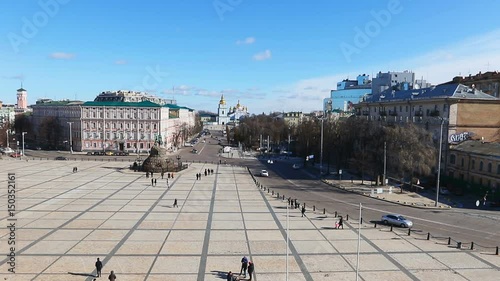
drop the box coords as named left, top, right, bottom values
left=232, top=114, right=437, bottom=187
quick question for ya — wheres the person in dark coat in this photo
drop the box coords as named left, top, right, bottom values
left=247, top=261, right=255, bottom=280
left=301, top=206, right=306, bottom=217
left=108, top=270, right=116, bottom=281
left=173, top=198, right=178, bottom=208
left=337, top=216, right=344, bottom=229
left=240, top=256, right=248, bottom=277
left=95, top=258, right=102, bottom=277
left=226, top=271, right=233, bottom=281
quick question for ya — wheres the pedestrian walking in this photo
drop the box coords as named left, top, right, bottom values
left=95, top=258, right=102, bottom=277
left=211, top=169, right=214, bottom=174
left=171, top=173, right=174, bottom=179
left=301, top=206, right=306, bottom=217
left=247, top=261, right=255, bottom=280
left=204, top=169, right=207, bottom=176
left=151, top=172, right=154, bottom=178
left=196, top=174, right=199, bottom=180
left=161, top=172, right=164, bottom=179
left=146, top=172, right=149, bottom=178
left=240, top=256, right=248, bottom=277
left=151, top=178, right=154, bottom=186
left=173, top=198, right=178, bottom=208
left=167, top=173, right=171, bottom=179
left=226, top=271, right=233, bottom=281
left=337, top=216, right=344, bottom=229
left=108, top=270, right=116, bottom=281
left=154, top=178, right=157, bottom=186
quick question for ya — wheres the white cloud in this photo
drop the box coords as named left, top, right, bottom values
left=2, top=74, right=24, bottom=80
left=49, top=52, right=75, bottom=60
left=236, top=37, right=256, bottom=45
left=115, top=60, right=127, bottom=65
left=273, top=29, right=500, bottom=112
left=253, top=49, right=272, bottom=61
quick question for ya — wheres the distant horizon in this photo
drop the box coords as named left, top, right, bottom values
left=2, top=0, right=500, bottom=113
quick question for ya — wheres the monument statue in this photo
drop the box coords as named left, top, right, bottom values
left=142, top=144, right=177, bottom=173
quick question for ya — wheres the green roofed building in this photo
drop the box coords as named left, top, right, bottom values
left=31, top=92, right=195, bottom=152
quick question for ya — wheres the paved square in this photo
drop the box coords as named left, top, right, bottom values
left=0, top=159, right=498, bottom=280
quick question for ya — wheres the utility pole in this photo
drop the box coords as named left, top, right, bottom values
left=435, top=118, right=445, bottom=207
left=267, top=135, right=270, bottom=151
left=383, top=141, right=387, bottom=185
left=320, top=117, right=324, bottom=177
left=67, top=122, right=74, bottom=153
left=22, top=132, right=27, bottom=158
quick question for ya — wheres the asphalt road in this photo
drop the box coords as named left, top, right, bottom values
left=21, top=131, right=500, bottom=249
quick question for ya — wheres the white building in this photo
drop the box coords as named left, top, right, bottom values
left=217, top=95, right=230, bottom=125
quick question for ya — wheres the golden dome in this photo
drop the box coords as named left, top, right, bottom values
left=219, top=94, right=226, bottom=105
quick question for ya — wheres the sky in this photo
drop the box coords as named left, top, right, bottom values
left=1, top=0, right=500, bottom=114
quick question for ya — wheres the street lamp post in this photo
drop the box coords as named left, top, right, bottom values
left=21, top=132, right=27, bottom=158
left=435, top=118, right=446, bottom=207
left=67, top=122, right=74, bottom=153
left=320, top=116, right=324, bottom=178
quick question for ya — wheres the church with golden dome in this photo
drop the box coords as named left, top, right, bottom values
left=217, top=94, right=249, bottom=125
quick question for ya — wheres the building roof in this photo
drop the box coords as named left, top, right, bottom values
left=83, top=100, right=162, bottom=107
left=452, top=140, right=500, bottom=158
left=362, top=83, right=498, bottom=103
left=17, top=88, right=27, bottom=92
left=34, top=100, right=83, bottom=106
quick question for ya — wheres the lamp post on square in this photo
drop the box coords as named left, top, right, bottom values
left=22, top=132, right=27, bottom=159
left=67, top=122, right=74, bottom=154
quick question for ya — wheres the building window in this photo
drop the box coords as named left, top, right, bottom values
left=479, top=161, right=483, bottom=171
left=497, top=164, right=500, bottom=174
left=472, top=160, right=475, bottom=170
left=153, top=124, right=157, bottom=130
left=406, top=106, right=408, bottom=112
left=450, top=154, right=456, bottom=164
left=461, top=158, right=464, bottom=167
left=487, top=163, right=492, bottom=173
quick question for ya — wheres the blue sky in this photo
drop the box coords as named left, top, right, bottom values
left=1, top=0, right=500, bottom=113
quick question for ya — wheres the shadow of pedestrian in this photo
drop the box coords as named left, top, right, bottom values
left=68, top=272, right=95, bottom=277
left=210, top=270, right=233, bottom=279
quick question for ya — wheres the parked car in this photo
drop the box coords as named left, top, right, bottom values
left=260, top=170, right=269, bottom=177
left=10, top=153, right=22, bottom=158
left=381, top=214, right=413, bottom=228
left=1, top=147, right=15, bottom=155
left=105, top=151, right=114, bottom=156
left=292, top=164, right=301, bottom=169
left=55, top=156, right=68, bottom=160
left=192, top=149, right=198, bottom=154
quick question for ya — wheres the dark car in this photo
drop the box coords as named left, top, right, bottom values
left=55, top=156, right=68, bottom=160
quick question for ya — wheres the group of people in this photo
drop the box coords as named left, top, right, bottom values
left=93, top=258, right=116, bottom=280
left=227, top=256, right=255, bottom=280
left=196, top=168, right=214, bottom=180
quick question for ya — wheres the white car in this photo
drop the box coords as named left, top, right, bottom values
left=381, top=214, right=413, bottom=228
left=292, top=164, right=301, bottom=169
left=260, top=170, right=269, bottom=177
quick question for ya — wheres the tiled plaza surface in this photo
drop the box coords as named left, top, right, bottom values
left=0, top=159, right=498, bottom=281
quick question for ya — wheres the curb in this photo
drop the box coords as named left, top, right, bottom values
left=321, top=179, right=452, bottom=210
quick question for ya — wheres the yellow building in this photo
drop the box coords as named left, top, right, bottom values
left=447, top=140, right=500, bottom=191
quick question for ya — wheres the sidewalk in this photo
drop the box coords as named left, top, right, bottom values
left=322, top=178, right=451, bottom=209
